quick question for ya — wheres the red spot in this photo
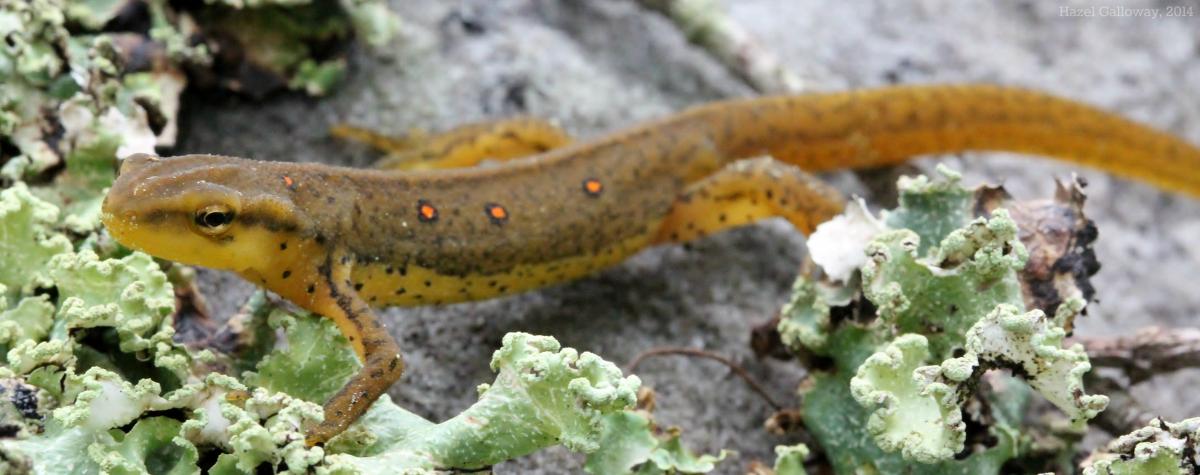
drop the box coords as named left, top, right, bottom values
left=417, top=200, right=438, bottom=222
left=484, top=203, right=509, bottom=225
left=582, top=178, right=603, bottom=196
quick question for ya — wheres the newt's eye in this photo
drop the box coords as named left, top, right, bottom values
left=194, top=205, right=235, bottom=235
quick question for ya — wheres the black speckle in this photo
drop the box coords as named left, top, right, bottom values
left=326, top=196, right=336, bottom=204
left=306, top=284, right=315, bottom=294
left=385, top=266, right=394, bottom=275
left=354, top=282, right=364, bottom=291
left=12, top=384, right=39, bottom=419
left=280, top=242, right=287, bottom=251
left=282, top=270, right=292, bottom=279
left=423, top=280, right=432, bottom=287
left=395, top=288, right=406, bottom=295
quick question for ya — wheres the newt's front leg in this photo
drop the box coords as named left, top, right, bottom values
left=303, top=250, right=404, bottom=446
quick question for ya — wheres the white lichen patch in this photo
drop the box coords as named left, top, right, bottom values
left=807, top=198, right=885, bottom=283
left=947, top=304, right=1108, bottom=429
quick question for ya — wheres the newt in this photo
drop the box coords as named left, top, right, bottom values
left=100, top=84, right=1200, bottom=445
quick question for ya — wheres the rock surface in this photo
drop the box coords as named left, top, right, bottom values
left=176, top=0, right=1200, bottom=472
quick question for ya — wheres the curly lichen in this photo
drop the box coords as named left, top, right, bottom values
left=788, top=166, right=1107, bottom=472
left=771, top=443, right=810, bottom=475
left=850, top=334, right=964, bottom=463
left=1084, top=417, right=1200, bottom=475
left=584, top=409, right=730, bottom=474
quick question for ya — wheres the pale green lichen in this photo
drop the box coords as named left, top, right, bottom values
left=0, top=183, right=73, bottom=297
left=850, top=334, right=964, bottom=464
left=327, top=332, right=642, bottom=473
left=1084, top=417, right=1200, bottom=475
left=584, top=410, right=729, bottom=474
left=87, top=417, right=200, bottom=475
left=771, top=444, right=809, bottom=475
left=787, top=166, right=1107, bottom=472
left=883, top=164, right=974, bottom=255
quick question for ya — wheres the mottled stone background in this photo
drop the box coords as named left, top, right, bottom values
left=176, top=1, right=1200, bottom=472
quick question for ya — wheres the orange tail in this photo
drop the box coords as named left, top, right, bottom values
left=692, top=84, right=1200, bottom=197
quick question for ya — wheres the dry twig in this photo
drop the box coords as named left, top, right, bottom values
left=626, top=347, right=784, bottom=410
left=1079, top=326, right=1200, bottom=384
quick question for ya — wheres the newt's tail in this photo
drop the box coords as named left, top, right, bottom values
left=692, top=84, right=1200, bottom=197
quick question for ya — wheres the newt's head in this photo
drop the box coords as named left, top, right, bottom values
left=102, top=154, right=306, bottom=273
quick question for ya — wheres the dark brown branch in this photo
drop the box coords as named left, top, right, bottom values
left=1079, top=326, right=1200, bottom=384
left=626, top=347, right=784, bottom=410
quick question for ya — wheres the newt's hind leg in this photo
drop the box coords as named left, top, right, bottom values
left=654, top=157, right=846, bottom=244
left=303, top=252, right=404, bottom=446
left=330, top=117, right=572, bottom=171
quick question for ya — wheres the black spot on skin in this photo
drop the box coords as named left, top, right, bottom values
left=282, top=270, right=291, bottom=279
left=280, top=242, right=287, bottom=250
left=307, top=284, right=315, bottom=294
left=385, top=266, right=394, bottom=275
left=315, top=234, right=327, bottom=245
left=498, top=285, right=508, bottom=293
left=354, top=282, right=364, bottom=291
left=395, top=288, right=406, bottom=295
left=423, top=280, right=432, bottom=287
